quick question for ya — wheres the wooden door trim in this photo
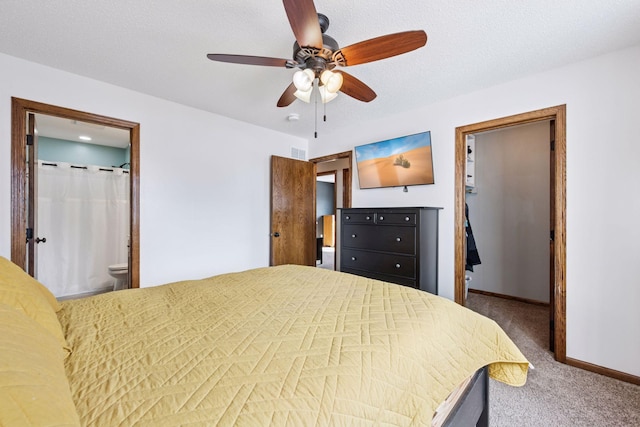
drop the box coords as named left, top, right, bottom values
left=454, top=105, right=566, bottom=362
left=10, top=97, right=141, bottom=289
left=341, top=168, right=351, bottom=208
left=310, top=150, right=352, bottom=209
left=26, top=114, right=38, bottom=276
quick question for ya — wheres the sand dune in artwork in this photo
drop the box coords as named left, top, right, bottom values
left=357, top=146, right=433, bottom=188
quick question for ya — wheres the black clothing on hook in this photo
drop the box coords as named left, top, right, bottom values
left=465, top=203, right=481, bottom=271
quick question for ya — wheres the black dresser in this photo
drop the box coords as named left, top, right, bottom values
left=336, top=207, right=441, bottom=294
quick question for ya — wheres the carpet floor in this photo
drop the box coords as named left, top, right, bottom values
left=466, top=292, right=640, bottom=426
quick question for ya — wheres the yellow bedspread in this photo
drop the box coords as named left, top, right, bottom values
left=58, top=265, right=528, bottom=426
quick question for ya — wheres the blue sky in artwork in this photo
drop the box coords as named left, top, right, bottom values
left=355, top=131, right=431, bottom=162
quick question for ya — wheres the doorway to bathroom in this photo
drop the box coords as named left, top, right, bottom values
left=10, top=97, right=140, bottom=295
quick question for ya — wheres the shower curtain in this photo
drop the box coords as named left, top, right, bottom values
left=37, top=162, right=129, bottom=298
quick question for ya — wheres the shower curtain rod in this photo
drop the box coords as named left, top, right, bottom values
left=41, top=162, right=129, bottom=174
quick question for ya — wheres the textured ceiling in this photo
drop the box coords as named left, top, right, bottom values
left=2, top=0, right=640, bottom=141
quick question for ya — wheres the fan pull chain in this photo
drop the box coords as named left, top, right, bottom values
left=314, top=79, right=318, bottom=138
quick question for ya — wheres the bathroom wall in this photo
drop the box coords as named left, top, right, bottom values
left=38, top=136, right=128, bottom=167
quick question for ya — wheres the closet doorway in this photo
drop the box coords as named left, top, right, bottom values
left=10, top=98, right=140, bottom=290
left=454, top=105, right=566, bottom=362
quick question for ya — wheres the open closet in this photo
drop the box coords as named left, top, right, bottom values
left=464, top=122, right=551, bottom=304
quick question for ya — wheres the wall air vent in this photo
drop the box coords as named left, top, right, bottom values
left=291, top=147, right=306, bottom=161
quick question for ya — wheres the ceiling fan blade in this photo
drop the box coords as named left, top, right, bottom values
left=207, top=54, right=295, bottom=68
left=333, top=30, right=427, bottom=66
left=282, top=0, right=323, bottom=49
left=336, top=71, right=377, bottom=102
left=277, top=82, right=297, bottom=107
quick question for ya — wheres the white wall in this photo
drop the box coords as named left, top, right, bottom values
left=467, top=122, right=550, bottom=303
left=0, top=53, right=307, bottom=287
left=309, top=44, right=640, bottom=377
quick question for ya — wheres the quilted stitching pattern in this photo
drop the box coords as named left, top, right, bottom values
left=0, top=304, right=81, bottom=426
left=0, top=257, right=70, bottom=357
left=59, top=266, right=528, bottom=426
left=0, top=256, right=61, bottom=312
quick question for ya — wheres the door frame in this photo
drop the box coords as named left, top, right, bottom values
left=310, top=151, right=351, bottom=271
left=10, top=97, right=141, bottom=288
left=454, top=105, right=566, bottom=362
left=309, top=150, right=352, bottom=209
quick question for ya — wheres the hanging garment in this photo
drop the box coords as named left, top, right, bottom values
left=465, top=203, right=481, bottom=271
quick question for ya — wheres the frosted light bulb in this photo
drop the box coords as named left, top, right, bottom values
left=320, top=70, right=343, bottom=93
left=293, top=69, right=315, bottom=91
left=294, top=88, right=312, bottom=103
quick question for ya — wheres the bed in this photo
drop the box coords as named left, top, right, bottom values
left=0, top=257, right=529, bottom=426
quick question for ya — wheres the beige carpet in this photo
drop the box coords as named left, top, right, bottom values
left=317, top=246, right=335, bottom=270
left=466, top=292, right=640, bottom=427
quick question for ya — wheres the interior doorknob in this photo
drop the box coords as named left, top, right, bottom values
left=273, top=232, right=280, bottom=237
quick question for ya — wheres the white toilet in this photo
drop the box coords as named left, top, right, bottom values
left=108, top=263, right=129, bottom=291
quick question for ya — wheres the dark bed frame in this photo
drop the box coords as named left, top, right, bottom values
left=442, top=366, right=489, bottom=427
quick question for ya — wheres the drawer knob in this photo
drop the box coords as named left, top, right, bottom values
left=379, top=216, right=384, bottom=220
left=351, top=256, right=357, bottom=261
left=365, top=215, right=371, bottom=220
left=405, top=216, right=410, bottom=221
left=351, top=234, right=357, bottom=238
left=396, top=237, right=401, bottom=242
left=345, top=215, right=350, bottom=220
left=395, top=263, right=401, bottom=269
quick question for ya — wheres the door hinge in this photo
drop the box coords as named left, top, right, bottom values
left=550, top=140, right=555, bottom=151
left=550, top=229, right=555, bottom=241
left=26, top=134, right=34, bottom=146
left=26, top=227, right=33, bottom=240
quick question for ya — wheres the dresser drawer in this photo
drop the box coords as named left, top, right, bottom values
left=341, top=249, right=416, bottom=279
left=375, top=213, right=416, bottom=225
left=341, top=211, right=375, bottom=224
left=342, top=224, right=416, bottom=254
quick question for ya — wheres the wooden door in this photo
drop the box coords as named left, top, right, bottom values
left=26, top=113, right=39, bottom=277
left=270, top=156, right=316, bottom=266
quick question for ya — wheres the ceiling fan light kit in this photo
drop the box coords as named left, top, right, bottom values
left=207, top=0, right=427, bottom=136
left=318, top=85, right=338, bottom=103
left=293, top=69, right=342, bottom=104
left=320, top=70, right=343, bottom=94
left=293, top=69, right=315, bottom=92
left=294, top=87, right=312, bottom=103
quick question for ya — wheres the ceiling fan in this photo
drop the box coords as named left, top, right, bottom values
left=207, top=0, right=427, bottom=107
